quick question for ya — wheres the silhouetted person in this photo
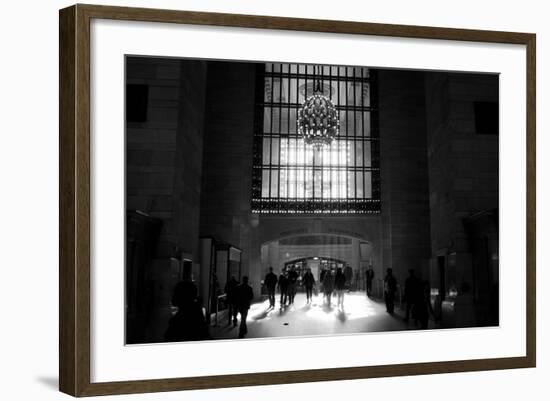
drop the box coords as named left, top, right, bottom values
left=412, top=280, right=436, bottom=329
left=278, top=270, right=288, bottom=307
left=302, top=267, right=315, bottom=303
left=384, top=268, right=397, bottom=315
left=344, top=265, right=353, bottom=292
left=335, top=268, right=346, bottom=309
left=165, top=280, right=210, bottom=342
left=287, top=267, right=299, bottom=304
left=320, top=268, right=327, bottom=300
left=323, top=269, right=335, bottom=307
left=403, top=269, right=419, bottom=323
left=235, top=276, right=254, bottom=338
left=366, top=267, right=375, bottom=297
left=224, top=275, right=239, bottom=326
left=210, top=272, right=221, bottom=314
left=264, top=267, right=278, bottom=308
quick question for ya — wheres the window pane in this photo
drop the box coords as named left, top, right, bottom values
left=289, top=78, right=298, bottom=103
left=289, top=109, right=297, bottom=134
left=347, top=171, right=355, bottom=198
left=356, top=171, right=364, bottom=198
left=272, top=78, right=281, bottom=102
left=288, top=169, right=296, bottom=198
left=262, top=170, right=270, bottom=197
left=271, top=137, right=280, bottom=165
left=264, top=78, right=272, bottom=102
left=314, top=170, right=322, bottom=198
left=362, top=83, right=370, bottom=107
left=355, top=141, right=363, bottom=167
left=363, top=112, right=371, bottom=136
left=363, top=141, right=372, bottom=167
left=355, top=112, right=363, bottom=136
left=340, top=111, right=348, bottom=136
left=262, top=138, right=271, bottom=165
left=348, top=108, right=355, bottom=136
left=322, top=169, right=331, bottom=199
left=270, top=170, right=279, bottom=197
left=271, top=108, right=280, bottom=134
left=331, top=170, right=339, bottom=198
left=280, top=107, right=288, bottom=134
left=296, top=168, right=305, bottom=198
left=339, top=170, right=347, bottom=199
left=305, top=168, right=313, bottom=198
left=279, top=169, right=287, bottom=198
left=263, top=107, right=271, bottom=133
left=364, top=171, right=372, bottom=198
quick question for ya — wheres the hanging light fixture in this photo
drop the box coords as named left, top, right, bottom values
left=297, top=65, right=340, bottom=149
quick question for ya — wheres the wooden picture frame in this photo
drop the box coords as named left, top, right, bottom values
left=59, top=3, right=536, bottom=397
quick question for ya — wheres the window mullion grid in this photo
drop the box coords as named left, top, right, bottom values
left=330, top=65, right=337, bottom=207
left=307, top=65, right=313, bottom=209
left=268, top=64, right=274, bottom=209
left=355, top=67, right=360, bottom=208
left=278, top=63, right=283, bottom=212
left=361, top=68, right=366, bottom=207
left=287, top=65, right=292, bottom=207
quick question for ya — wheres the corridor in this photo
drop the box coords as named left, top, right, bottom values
left=210, top=291, right=421, bottom=340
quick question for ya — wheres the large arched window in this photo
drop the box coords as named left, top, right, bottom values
left=252, top=63, right=380, bottom=214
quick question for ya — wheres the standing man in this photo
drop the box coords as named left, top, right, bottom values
left=323, top=269, right=335, bottom=307
left=224, top=275, right=239, bottom=326
left=366, top=266, right=375, bottom=297
left=302, top=267, right=315, bottom=303
left=287, top=266, right=299, bottom=305
left=277, top=269, right=288, bottom=307
left=264, top=267, right=278, bottom=308
left=235, top=276, right=254, bottom=338
left=384, top=268, right=397, bottom=315
left=335, top=268, right=347, bottom=309
left=403, top=269, right=419, bottom=323
left=344, top=265, right=353, bottom=292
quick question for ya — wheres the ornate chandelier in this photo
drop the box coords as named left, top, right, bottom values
left=297, top=65, right=340, bottom=149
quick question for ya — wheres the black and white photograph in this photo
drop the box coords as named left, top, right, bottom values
left=125, top=57, right=499, bottom=344
left=2, top=0, right=545, bottom=399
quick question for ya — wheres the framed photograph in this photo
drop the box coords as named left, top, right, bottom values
left=59, top=4, right=536, bottom=397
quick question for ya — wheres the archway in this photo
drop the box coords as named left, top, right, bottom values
left=284, top=256, right=349, bottom=284
left=261, top=233, right=374, bottom=288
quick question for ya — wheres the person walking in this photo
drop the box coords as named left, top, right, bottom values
left=264, top=267, right=278, bottom=308
left=302, top=267, right=315, bottom=303
left=277, top=270, right=288, bottom=307
left=165, top=280, right=210, bottom=341
left=334, top=267, right=346, bottom=309
left=344, top=265, right=353, bottom=292
left=412, top=280, right=436, bottom=329
left=320, top=268, right=327, bottom=301
left=383, top=268, right=397, bottom=315
left=224, top=275, right=239, bottom=326
left=403, top=269, right=420, bottom=323
left=287, top=266, right=299, bottom=305
left=366, top=266, right=375, bottom=297
left=323, top=269, right=335, bottom=307
left=235, top=276, right=254, bottom=338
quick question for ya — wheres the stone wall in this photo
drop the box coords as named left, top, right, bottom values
left=126, top=57, right=207, bottom=259
left=377, top=70, right=432, bottom=284
left=199, top=61, right=259, bottom=290
left=424, top=72, right=499, bottom=294
left=125, top=58, right=208, bottom=342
